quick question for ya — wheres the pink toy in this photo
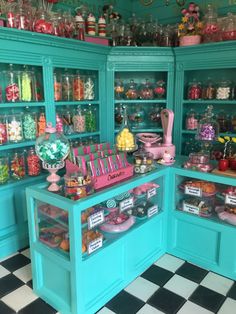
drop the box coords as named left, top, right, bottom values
left=136, top=109, right=175, bottom=159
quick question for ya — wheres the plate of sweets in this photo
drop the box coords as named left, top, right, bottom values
left=179, top=180, right=217, bottom=197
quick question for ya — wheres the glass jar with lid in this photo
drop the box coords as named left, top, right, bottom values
left=61, top=69, right=73, bottom=101
left=22, top=108, right=37, bottom=140
left=54, top=71, right=62, bottom=101
left=202, top=4, right=221, bottom=43
left=0, top=156, right=10, bottom=184
left=56, top=112, right=64, bottom=134
left=202, top=78, right=216, bottom=100
left=73, top=105, right=85, bottom=133
left=7, top=113, right=24, bottom=143
left=115, top=104, right=123, bottom=127
left=222, top=13, right=236, bottom=41
left=114, top=79, right=125, bottom=99
left=216, top=79, right=231, bottom=100
left=62, top=108, right=74, bottom=135
left=0, top=115, right=8, bottom=145
left=139, top=79, right=153, bottom=100
left=73, top=71, right=84, bottom=101
left=21, top=65, right=36, bottom=102
left=196, top=105, right=219, bottom=141
left=125, top=79, right=138, bottom=100
left=148, top=105, right=162, bottom=127
left=185, top=109, right=198, bottom=130
left=153, top=80, right=166, bottom=99
left=38, top=111, right=46, bottom=136
left=217, top=110, right=229, bottom=133
left=85, top=104, right=96, bottom=132
left=187, top=79, right=202, bottom=100
left=4, top=64, right=21, bottom=102
left=84, top=75, right=95, bottom=100
left=27, top=147, right=41, bottom=176
left=10, top=151, right=26, bottom=180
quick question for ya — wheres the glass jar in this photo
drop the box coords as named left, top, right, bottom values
left=0, top=115, right=8, bottom=145
left=54, top=72, right=62, bottom=101
left=4, top=64, right=21, bottom=102
left=0, top=157, right=10, bottom=184
left=222, top=13, right=236, bottom=41
left=116, top=106, right=136, bottom=152
left=202, top=4, right=221, bottom=43
left=22, top=110, right=37, bottom=140
left=125, top=79, right=138, bottom=100
left=114, top=79, right=125, bottom=100
left=84, top=76, right=95, bottom=100
left=153, top=80, right=166, bottom=99
left=231, top=115, right=236, bottom=132
left=27, top=147, right=41, bottom=176
left=21, top=66, right=36, bottom=102
left=85, top=104, right=96, bottom=132
left=202, top=78, right=216, bottom=100
left=115, top=104, right=123, bottom=127
left=148, top=105, right=162, bottom=127
left=56, top=113, right=64, bottom=133
left=38, top=112, right=46, bottom=136
left=62, top=108, right=74, bottom=135
left=73, top=72, right=84, bottom=100
left=139, top=79, right=153, bottom=100
left=10, top=151, right=26, bottom=180
left=130, top=104, right=145, bottom=128
left=196, top=105, right=219, bottom=141
left=217, top=111, right=229, bottom=133
left=61, top=70, right=73, bottom=101
left=216, top=79, right=231, bottom=100
left=187, top=80, right=202, bottom=100
left=7, top=113, right=24, bottom=143
left=186, top=109, right=198, bottom=130
left=73, top=106, right=85, bottom=133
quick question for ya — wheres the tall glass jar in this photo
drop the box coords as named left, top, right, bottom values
left=84, top=76, right=95, bottom=100
left=23, top=109, right=37, bottom=140
left=202, top=4, right=221, bottom=43
left=62, top=108, right=74, bottom=135
left=0, top=157, right=10, bottom=184
left=61, top=70, right=73, bottom=101
left=73, top=72, right=84, bottom=101
left=115, top=104, right=123, bottom=127
left=21, top=66, right=36, bottom=102
left=202, top=78, right=216, bottom=100
left=196, top=105, right=219, bottom=141
left=7, top=113, right=24, bottom=143
left=54, top=72, right=62, bottom=101
left=186, top=109, right=198, bottom=130
left=216, top=79, right=231, bottom=100
left=148, top=105, right=162, bottom=127
left=27, top=147, right=41, bottom=176
left=85, top=104, right=96, bottom=132
left=4, top=64, right=21, bottom=102
left=38, top=112, right=46, bottom=136
left=217, top=111, right=229, bottom=133
left=114, top=79, right=124, bottom=100
left=73, top=106, right=85, bottom=133
left=56, top=113, right=64, bottom=133
left=10, top=151, right=26, bottom=180
left=0, top=115, right=8, bottom=145
left=222, top=13, right=236, bottom=41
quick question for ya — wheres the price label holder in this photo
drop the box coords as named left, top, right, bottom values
left=184, top=185, right=202, bottom=197
left=87, top=236, right=103, bottom=255
left=147, top=205, right=158, bottom=218
left=147, top=188, right=157, bottom=199
left=225, top=194, right=236, bottom=206
left=88, top=210, right=105, bottom=230
left=119, top=197, right=134, bottom=213
left=183, top=202, right=199, bottom=215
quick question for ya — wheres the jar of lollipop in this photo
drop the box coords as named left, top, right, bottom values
left=0, top=157, right=10, bottom=184
left=27, top=147, right=41, bottom=176
left=0, top=115, right=8, bottom=145
left=22, top=110, right=37, bottom=140
left=73, top=106, right=85, bottom=133
left=153, top=80, right=166, bottom=99
left=7, top=113, right=24, bottom=143
left=10, top=151, right=26, bottom=180
left=54, top=72, right=62, bottom=101
left=73, top=72, right=84, bottom=101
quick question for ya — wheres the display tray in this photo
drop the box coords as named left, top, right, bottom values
left=99, top=214, right=135, bottom=233
left=212, top=168, right=236, bottom=177
left=215, top=206, right=236, bottom=226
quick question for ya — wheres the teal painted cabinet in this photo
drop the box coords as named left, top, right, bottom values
left=0, top=27, right=109, bottom=258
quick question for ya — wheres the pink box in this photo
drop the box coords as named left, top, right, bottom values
left=85, top=36, right=109, bottom=46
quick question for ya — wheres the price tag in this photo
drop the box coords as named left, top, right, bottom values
left=147, top=205, right=158, bottom=218
left=88, top=211, right=104, bottom=230
left=183, top=202, right=199, bottom=215
left=184, top=185, right=202, bottom=197
left=119, top=197, right=134, bottom=212
left=225, top=194, right=236, bottom=206
left=147, top=188, right=157, bottom=199
left=87, top=236, right=103, bottom=255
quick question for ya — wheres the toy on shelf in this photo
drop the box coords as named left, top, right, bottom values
left=136, top=109, right=175, bottom=160
left=35, top=123, right=70, bottom=192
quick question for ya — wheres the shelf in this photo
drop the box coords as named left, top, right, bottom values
left=55, top=101, right=99, bottom=106
left=182, top=100, right=236, bottom=105
left=0, top=140, right=36, bottom=151
left=115, top=99, right=166, bottom=104
left=66, top=132, right=100, bottom=140
left=0, top=102, right=45, bottom=108
left=115, top=128, right=163, bottom=133
left=181, top=130, right=236, bottom=137
left=0, top=173, right=46, bottom=190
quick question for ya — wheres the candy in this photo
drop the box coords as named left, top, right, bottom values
left=85, top=107, right=96, bottom=132
left=38, top=113, right=46, bottom=136
left=73, top=77, right=84, bottom=100
left=11, top=153, right=25, bottom=180
left=7, top=118, right=23, bottom=142
left=198, top=123, right=216, bottom=140
left=6, top=83, right=20, bottom=102
left=21, top=72, right=32, bottom=102
left=27, top=153, right=41, bottom=176
left=56, top=114, right=63, bottom=133
left=116, top=128, right=135, bottom=151
left=216, top=87, right=230, bottom=100
left=0, top=122, right=7, bottom=145
left=0, top=162, right=9, bottom=184
left=23, top=114, right=37, bottom=140
left=37, top=139, right=69, bottom=165
left=73, top=113, right=85, bottom=133
left=84, top=77, right=95, bottom=100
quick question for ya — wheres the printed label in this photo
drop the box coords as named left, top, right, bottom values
left=147, top=205, right=158, bottom=218
left=88, top=211, right=104, bottom=230
left=184, top=185, right=202, bottom=197
left=225, top=194, right=236, bottom=206
left=183, top=202, right=199, bottom=215
left=147, top=188, right=157, bottom=199
left=87, top=236, right=103, bottom=254
left=120, top=197, right=134, bottom=212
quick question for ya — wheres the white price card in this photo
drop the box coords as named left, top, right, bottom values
left=147, top=205, right=158, bottom=218
left=225, top=194, right=236, bottom=206
left=119, top=197, right=134, bottom=212
left=184, top=185, right=202, bottom=197
left=147, top=188, right=157, bottom=199
left=87, top=236, right=103, bottom=255
left=88, top=211, right=105, bottom=230
left=183, top=202, right=199, bottom=215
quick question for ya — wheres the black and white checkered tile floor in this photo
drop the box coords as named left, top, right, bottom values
left=0, top=249, right=236, bottom=314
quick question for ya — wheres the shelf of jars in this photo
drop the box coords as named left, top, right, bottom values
left=114, top=100, right=166, bottom=104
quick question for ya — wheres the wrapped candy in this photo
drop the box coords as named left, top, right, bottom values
left=11, top=152, right=26, bottom=180
left=7, top=114, right=24, bottom=143
left=27, top=147, right=41, bottom=176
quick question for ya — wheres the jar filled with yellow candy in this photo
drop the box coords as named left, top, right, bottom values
left=116, top=105, right=136, bottom=152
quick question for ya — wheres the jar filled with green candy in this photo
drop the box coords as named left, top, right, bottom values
left=0, top=157, right=10, bottom=184
left=20, top=66, right=36, bottom=102
left=85, top=104, right=96, bottom=132
left=22, top=109, right=37, bottom=140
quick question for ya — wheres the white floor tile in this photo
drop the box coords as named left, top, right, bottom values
left=164, top=274, right=198, bottom=299
left=137, top=304, right=165, bottom=314
left=96, top=307, right=116, bottom=314
left=218, top=298, right=236, bottom=314
left=13, top=263, right=32, bottom=283
left=177, top=301, right=214, bottom=314
left=0, top=265, right=10, bottom=279
left=125, top=276, right=159, bottom=302
left=0, top=252, right=18, bottom=263
left=1, top=285, right=38, bottom=312
left=201, top=272, right=234, bottom=296
left=21, top=248, right=31, bottom=259
left=154, top=254, right=185, bottom=272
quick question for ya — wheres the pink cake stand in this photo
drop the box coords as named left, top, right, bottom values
left=43, top=161, right=65, bottom=192
left=136, top=133, right=162, bottom=147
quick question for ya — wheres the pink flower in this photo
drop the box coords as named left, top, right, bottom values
left=181, top=9, right=188, bottom=15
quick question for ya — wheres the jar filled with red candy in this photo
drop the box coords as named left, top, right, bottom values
left=54, top=72, right=62, bottom=101
left=56, top=112, right=64, bottom=133
left=139, top=79, right=153, bottom=100
left=73, top=72, right=84, bottom=101
left=27, top=147, right=41, bottom=176
left=33, top=10, right=53, bottom=35
left=202, top=4, right=221, bottom=43
left=4, top=64, right=21, bottom=103
left=185, top=109, right=198, bottom=130
left=0, top=115, right=7, bottom=145
left=125, top=79, right=138, bottom=100
left=153, top=80, right=166, bottom=99
left=10, top=151, right=26, bottom=180
left=222, top=13, right=236, bottom=41
left=187, top=79, right=202, bottom=100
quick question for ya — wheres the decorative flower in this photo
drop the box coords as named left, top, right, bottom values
left=178, top=1, right=202, bottom=37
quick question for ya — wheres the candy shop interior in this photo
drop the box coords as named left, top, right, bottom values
left=1, top=1, right=236, bottom=314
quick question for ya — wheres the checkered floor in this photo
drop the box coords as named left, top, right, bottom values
left=0, top=249, right=236, bottom=314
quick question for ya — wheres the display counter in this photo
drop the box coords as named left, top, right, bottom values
left=26, top=157, right=236, bottom=314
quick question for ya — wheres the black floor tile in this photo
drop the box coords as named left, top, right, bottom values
left=0, top=274, right=24, bottom=298
left=26, top=279, right=33, bottom=289
left=0, top=301, right=15, bottom=314
left=141, top=264, right=174, bottom=286
left=189, top=285, right=225, bottom=312
left=18, top=298, right=57, bottom=314
left=147, top=287, right=186, bottom=314
left=227, top=282, right=236, bottom=301
left=175, top=262, right=208, bottom=283
left=1, top=254, right=30, bottom=272
left=106, top=290, right=145, bottom=314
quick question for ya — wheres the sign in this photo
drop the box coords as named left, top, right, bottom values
left=184, top=185, right=202, bottom=197
left=183, top=202, right=199, bottom=215
left=87, top=236, right=103, bottom=254
left=88, top=210, right=104, bottom=230
left=147, top=205, right=158, bottom=218
left=119, top=197, right=134, bottom=212
left=147, top=188, right=157, bottom=199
